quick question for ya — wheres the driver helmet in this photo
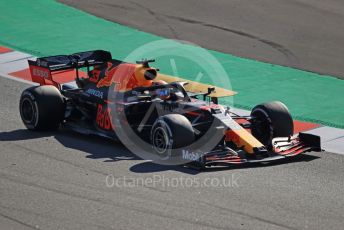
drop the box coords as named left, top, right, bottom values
left=156, top=88, right=171, bottom=100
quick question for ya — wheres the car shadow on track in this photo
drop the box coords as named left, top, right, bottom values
left=129, top=153, right=320, bottom=174
left=203, top=154, right=321, bottom=172
left=130, top=162, right=200, bottom=175
left=0, top=129, right=140, bottom=162
left=0, top=129, right=320, bottom=174
left=0, top=128, right=199, bottom=174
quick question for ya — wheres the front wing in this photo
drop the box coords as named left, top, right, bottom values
left=186, top=133, right=321, bottom=168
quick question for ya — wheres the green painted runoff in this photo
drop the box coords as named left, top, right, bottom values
left=0, top=0, right=343, bottom=127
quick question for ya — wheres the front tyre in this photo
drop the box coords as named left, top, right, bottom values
left=250, top=101, right=293, bottom=146
left=150, top=114, right=195, bottom=160
left=19, top=86, right=65, bottom=130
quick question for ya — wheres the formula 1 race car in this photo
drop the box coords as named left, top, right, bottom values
left=19, top=50, right=321, bottom=168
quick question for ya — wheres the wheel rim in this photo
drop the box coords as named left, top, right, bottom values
left=21, top=98, right=36, bottom=123
left=152, top=126, right=170, bottom=155
left=251, top=110, right=273, bottom=145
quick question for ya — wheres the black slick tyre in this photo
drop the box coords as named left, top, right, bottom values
left=250, top=101, right=293, bottom=146
left=19, top=85, right=65, bottom=130
left=150, top=114, right=195, bottom=160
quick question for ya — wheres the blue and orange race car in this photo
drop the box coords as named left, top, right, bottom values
left=19, top=50, right=321, bottom=168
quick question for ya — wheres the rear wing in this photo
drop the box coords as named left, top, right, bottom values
left=28, top=50, right=112, bottom=88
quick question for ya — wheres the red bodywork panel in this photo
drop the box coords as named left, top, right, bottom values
left=29, top=65, right=58, bottom=88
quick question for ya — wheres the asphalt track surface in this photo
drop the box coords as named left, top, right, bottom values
left=1, top=76, right=344, bottom=229
left=1, top=1, right=344, bottom=230
left=60, top=0, right=344, bottom=79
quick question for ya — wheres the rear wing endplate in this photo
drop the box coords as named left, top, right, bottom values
left=28, top=50, right=112, bottom=88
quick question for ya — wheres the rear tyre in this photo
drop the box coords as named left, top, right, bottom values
left=250, top=101, right=293, bottom=146
left=19, top=86, right=65, bottom=130
left=150, top=114, right=195, bottom=160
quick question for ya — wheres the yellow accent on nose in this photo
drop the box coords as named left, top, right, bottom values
left=225, top=129, right=264, bottom=154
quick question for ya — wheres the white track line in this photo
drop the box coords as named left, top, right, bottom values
left=306, top=127, right=344, bottom=155
left=0, top=57, right=34, bottom=73
left=0, top=51, right=33, bottom=64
